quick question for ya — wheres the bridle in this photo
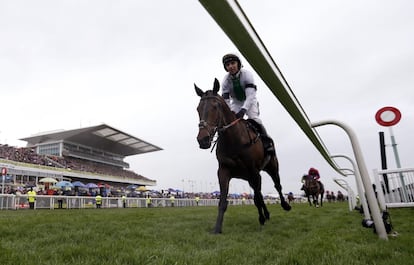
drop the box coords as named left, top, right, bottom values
left=197, top=94, right=241, bottom=150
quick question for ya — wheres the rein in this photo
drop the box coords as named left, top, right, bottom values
left=198, top=95, right=241, bottom=152
left=198, top=94, right=256, bottom=153
left=199, top=94, right=240, bottom=132
left=219, top=118, right=242, bottom=132
left=209, top=117, right=242, bottom=153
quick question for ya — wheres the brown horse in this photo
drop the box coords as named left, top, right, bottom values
left=303, top=174, right=324, bottom=207
left=195, top=78, right=291, bottom=234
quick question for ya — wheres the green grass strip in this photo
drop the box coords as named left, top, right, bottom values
left=0, top=202, right=413, bottom=265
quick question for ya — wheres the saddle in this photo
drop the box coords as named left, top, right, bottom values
left=246, top=119, right=262, bottom=134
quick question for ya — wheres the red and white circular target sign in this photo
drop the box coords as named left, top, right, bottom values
left=375, top=106, right=401, bottom=127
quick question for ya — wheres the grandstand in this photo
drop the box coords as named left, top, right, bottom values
left=0, top=124, right=162, bottom=190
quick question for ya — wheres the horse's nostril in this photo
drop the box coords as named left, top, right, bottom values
left=198, top=136, right=211, bottom=149
left=199, top=144, right=210, bottom=149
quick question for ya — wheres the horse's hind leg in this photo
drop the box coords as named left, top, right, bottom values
left=265, top=158, right=291, bottom=211
left=320, top=193, right=324, bottom=207
left=276, top=181, right=291, bottom=211
left=249, top=176, right=267, bottom=225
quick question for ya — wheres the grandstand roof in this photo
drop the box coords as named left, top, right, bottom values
left=20, top=124, right=163, bottom=157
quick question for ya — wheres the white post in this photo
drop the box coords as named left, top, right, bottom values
left=333, top=178, right=355, bottom=211
left=331, top=155, right=370, bottom=220
left=372, top=169, right=388, bottom=211
left=389, top=127, right=408, bottom=201
left=311, top=120, right=388, bottom=240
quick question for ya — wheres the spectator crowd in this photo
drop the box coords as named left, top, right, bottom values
left=0, top=144, right=149, bottom=181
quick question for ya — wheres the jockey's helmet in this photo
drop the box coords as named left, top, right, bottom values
left=222, top=53, right=241, bottom=71
left=308, top=167, right=319, bottom=176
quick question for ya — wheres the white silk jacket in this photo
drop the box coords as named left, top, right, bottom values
left=221, top=68, right=262, bottom=124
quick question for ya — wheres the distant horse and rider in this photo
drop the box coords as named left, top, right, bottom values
left=195, top=78, right=291, bottom=233
left=326, top=190, right=333, bottom=202
left=287, top=192, right=295, bottom=204
left=336, top=190, right=345, bottom=201
left=301, top=167, right=325, bottom=207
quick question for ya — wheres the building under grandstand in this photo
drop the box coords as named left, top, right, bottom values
left=0, top=124, right=162, bottom=191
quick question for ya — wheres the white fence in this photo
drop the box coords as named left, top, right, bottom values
left=334, top=178, right=357, bottom=212
left=373, top=167, right=414, bottom=208
left=0, top=194, right=261, bottom=210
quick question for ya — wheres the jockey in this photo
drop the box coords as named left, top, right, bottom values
left=300, top=168, right=321, bottom=190
left=221, top=53, right=274, bottom=154
left=308, top=167, right=320, bottom=181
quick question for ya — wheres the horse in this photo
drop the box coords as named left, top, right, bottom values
left=302, top=174, right=324, bottom=207
left=194, top=78, right=291, bottom=234
left=287, top=192, right=295, bottom=204
left=336, top=191, right=345, bottom=202
left=326, top=190, right=332, bottom=203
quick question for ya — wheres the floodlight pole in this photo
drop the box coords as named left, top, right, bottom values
left=311, top=120, right=388, bottom=240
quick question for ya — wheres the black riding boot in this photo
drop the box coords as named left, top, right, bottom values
left=258, top=123, right=275, bottom=154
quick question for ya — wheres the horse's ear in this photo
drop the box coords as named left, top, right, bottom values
left=194, top=84, right=204, bottom=98
left=213, top=78, right=220, bottom=94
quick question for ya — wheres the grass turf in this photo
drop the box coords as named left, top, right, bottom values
left=0, top=202, right=413, bottom=265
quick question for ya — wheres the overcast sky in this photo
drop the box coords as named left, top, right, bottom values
left=1, top=0, right=413, bottom=196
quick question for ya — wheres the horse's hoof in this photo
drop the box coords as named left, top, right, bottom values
left=211, top=227, right=222, bottom=234
left=259, top=216, right=266, bottom=225
left=282, top=201, right=292, bottom=211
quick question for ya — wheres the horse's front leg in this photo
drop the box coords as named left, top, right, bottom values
left=313, top=195, right=319, bottom=208
left=307, top=195, right=312, bottom=206
left=214, top=168, right=230, bottom=234
left=214, top=194, right=228, bottom=234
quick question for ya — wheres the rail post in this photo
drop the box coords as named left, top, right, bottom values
left=311, top=120, right=388, bottom=240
